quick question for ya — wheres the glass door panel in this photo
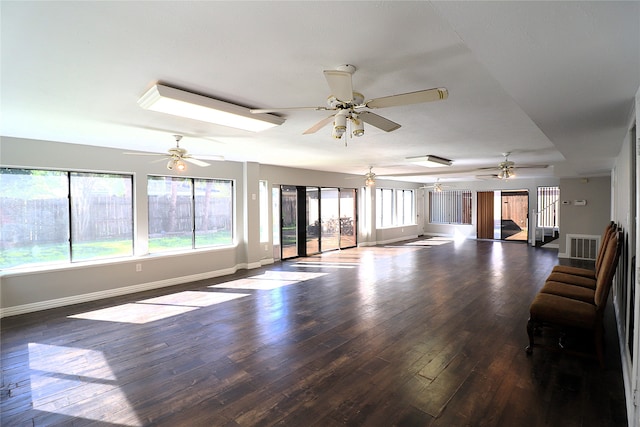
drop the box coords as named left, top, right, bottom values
left=339, top=189, right=357, bottom=248
left=306, top=187, right=320, bottom=255
left=501, top=190, right=528, bottom=241
left=320, top=188, right=339, bottom=251
left=281, top=185, right=298, bottom=259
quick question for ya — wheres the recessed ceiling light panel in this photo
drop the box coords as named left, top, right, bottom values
left=406, top=154, right=452, bottom=168
left=138, top=84, right=285, bottom=132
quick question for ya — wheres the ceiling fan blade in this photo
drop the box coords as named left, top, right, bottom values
left=476, top=164, right=548, bottom=171
left=197, top=154, right=225, bottom=161
left=358, top=111, right=401, bottom=132
left=183, top=157, right=211, bottom=167
left=303, top=114, right=335, bottom=135
left=515, top=164, right=549, bottom=169
left=323, top=70, right=353, bottom=102
left=250, top=106, right=331, bottom=114
left=123, top=152, right=164, bottom=156
left=366, top=88, right=448, bottom=109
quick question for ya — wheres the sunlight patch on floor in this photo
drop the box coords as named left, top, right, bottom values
left=69, top=291, right=249, bottom=324
left=28, top=343, right=142, bottom=426
left=404, top=237, right=454, bottom=246
left=210, top=271, right=327, bottom=290
left=293, top=261, right=359, bottom=269
left=138, top=290, right=248, bottom=307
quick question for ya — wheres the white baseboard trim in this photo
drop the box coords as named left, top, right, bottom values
left=357, top=241, right=377, bottom=247
left=357, top=235, right=422, bottom=247
left=378, top=235, right=420, bottom=246
left=613, top=296, right=635, bottom=425
left=422, top=232, right=453, bottom=238
left=0, top=265, right=248, bottom=319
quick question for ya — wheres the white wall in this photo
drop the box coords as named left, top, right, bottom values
left=557, top=176, right=612, bottom=256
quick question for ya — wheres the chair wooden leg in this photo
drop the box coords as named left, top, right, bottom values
left=526, top=318, right=535, bottom=354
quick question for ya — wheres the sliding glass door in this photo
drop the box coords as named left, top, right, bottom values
left=321, top=188, right=339, bottom=252
left=306, top=187, right=320, bottom=255
left=279, top=185, right=357, bottom=259
left=339, top=189, right=357, bottom=248
left=281, top=185, right=298, bottom=259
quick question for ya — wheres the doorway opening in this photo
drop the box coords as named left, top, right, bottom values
left=477, top=189, right=529, bottom=242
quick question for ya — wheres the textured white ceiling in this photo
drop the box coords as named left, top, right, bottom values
left=1, top=1, right=638, bottom=182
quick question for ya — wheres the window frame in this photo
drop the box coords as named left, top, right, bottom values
left=375, top=187, right=415, bottom=228
left=147, top=175, right=234, bottom=254
left=1, top=167, right=134, bottom=270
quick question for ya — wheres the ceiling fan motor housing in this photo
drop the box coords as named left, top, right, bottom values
left=327, top=92, right=364, bottom=109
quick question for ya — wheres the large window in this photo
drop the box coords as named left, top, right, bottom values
left=537, top=186, right=559, bottom=228
left=396, top=189, right=414, bottom=226
left=429, top=190, right=472, bottom=225
left=148, top=176, right=233, bottom=253
left=376, top=188, right=414, bottom=228
left=1, top=168, right=133, bottom=269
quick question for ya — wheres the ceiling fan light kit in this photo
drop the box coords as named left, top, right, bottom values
left=498, top=168, right=514, bottom=179
left=497, top=152, right=515, bottom=179
left=332, top=110, right=348, bottom=139
left=138, top=84, right=285, bottom=132
left=331, top=111, right=366, bottom=140
left=364, top=167, right=376, bottom=187
left=167, top=158, right=186, bottom=171
left=351, top=113, right=364, bottom=137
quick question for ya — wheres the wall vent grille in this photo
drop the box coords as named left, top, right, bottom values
left=567, top=234, right=600, bottom=260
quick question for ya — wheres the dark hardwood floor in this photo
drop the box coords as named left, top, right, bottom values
left=1, top=238, right=627, bottom=426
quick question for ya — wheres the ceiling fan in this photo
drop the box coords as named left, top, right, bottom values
left=475, top=152, right=548, bottom=180
left=124, top=135, right=220, bottom=171
left=250, top=64, right=448, bottom=140
left=344, top=166, right=377, bottom=186
left=420, top=178, right=453, bottom=192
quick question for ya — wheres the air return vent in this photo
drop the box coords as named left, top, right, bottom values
left=567, top=234, right=600, bottom=260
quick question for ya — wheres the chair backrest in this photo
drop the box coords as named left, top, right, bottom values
left=594, top=230, right=623, bottom=310
left=595, top=221, right=617, bottom=274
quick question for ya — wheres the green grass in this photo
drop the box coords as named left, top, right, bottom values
left=149, top=231, right=232, bottom=252
left=1, top=240, right=133, bottom=269
left=1, top=231, right=233, bottom=269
